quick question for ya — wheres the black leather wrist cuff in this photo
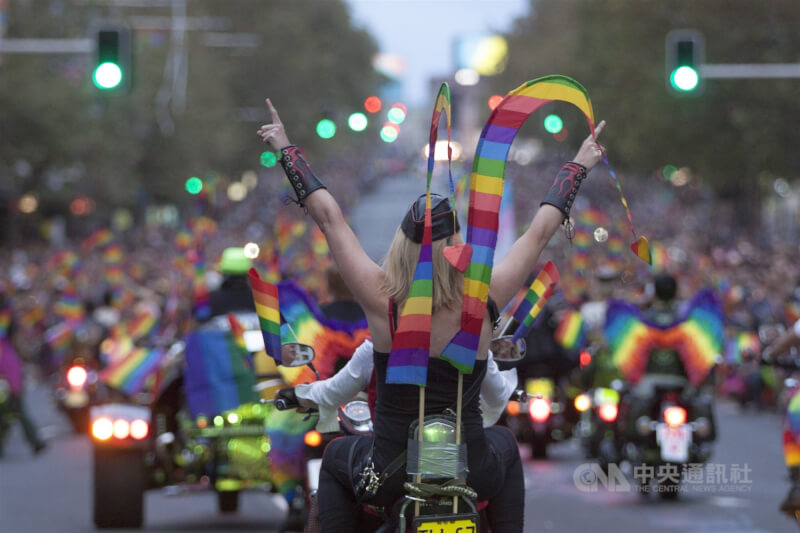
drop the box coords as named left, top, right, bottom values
left=540, top=161, right=587, bottom=217
left=279, top=145, right=327, bottom=207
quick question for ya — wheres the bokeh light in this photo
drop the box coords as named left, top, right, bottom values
left=316, top=119, right=336, bottom=139
left=364, top=96, right=382, bottom=114
left=488, top=95, right=503, bottom=110
left=544, top=114, right=563, bottom=134
left=594, top=227, right=609, bottom=243
left=185, top=176, right=203, bottom=194
left=243, top=242, right=260, bottom=259
left=387, top=103, right=407, bottom=124
left=18, top=194, right=38, bottom=214
left=347, top=112, right=368, bottom=132
left=260, top=151, right=277, bottom=168
left=454, top=68, right=479, bottom=86
left=380, top=123, right=399, bottom=143
left=227, top=182, right=247, bottom=202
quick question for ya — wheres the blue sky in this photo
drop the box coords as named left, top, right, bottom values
left=345, top=0, right=529, bottom=106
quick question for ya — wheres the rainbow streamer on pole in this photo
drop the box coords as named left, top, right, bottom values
left=441, top=75, right=635, bottom=373
left=386, top=83, right=452, bottom=386
left=248, top=268, right=282, bottom=364
left=511, top=262, right=559, bottom=342
left=604, top=289, right=723, bottom=386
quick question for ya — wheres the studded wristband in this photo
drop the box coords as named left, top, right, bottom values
left=540, top=161, right=587, bottom=218
left=278, top=145, right=327, bottom=207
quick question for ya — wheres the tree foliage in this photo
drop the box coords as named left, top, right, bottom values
left=490, top=0, right=800, bottom=195
left=0, top=0, right=382, bottom=223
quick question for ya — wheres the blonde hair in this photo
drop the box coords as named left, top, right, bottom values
left=380, top=226, right=463, bottom=311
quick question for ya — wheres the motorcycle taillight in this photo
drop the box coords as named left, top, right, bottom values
left=529, top=398, right=551, bottom=422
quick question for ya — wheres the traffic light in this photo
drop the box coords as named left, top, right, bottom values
left=666, top=30, right=705, bottom=95
left=93, top=26, right=132, bottom=91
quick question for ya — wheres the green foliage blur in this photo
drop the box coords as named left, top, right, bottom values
left=0, top=0, right=383, bottom=218
left=490, top=0, right=800, bottom=197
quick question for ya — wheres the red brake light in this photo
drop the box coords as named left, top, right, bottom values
left=67, top=366, right=88, bottom=388
left=598, top=403, right=618, bottom=423
left=92, top=418, right=113, bottom=440
left=580, top=351, right=592, bottom=367
left=113, top=419, right=130, bottom=440
left=529, top=398, right=551, bottom=423
left=664, top=406, right=687, bottom=427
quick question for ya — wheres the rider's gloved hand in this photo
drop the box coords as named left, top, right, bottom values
left=274, top=387, right=300, bottom=410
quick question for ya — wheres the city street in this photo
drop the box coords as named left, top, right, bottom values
left=0, top=378, right=794, bottom=533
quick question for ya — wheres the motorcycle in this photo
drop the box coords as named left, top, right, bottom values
left=87, top=312, right=317, bottom=530
left=54, top=356, right=99, bottom=433
left=614, top=354, right=716, bottom=498
left=577, top=382, right=621, bottom=466
left=276, top=334, right=527, bottom=532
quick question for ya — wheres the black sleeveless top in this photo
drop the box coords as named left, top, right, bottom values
left=371, top=351, right=487, bottom=469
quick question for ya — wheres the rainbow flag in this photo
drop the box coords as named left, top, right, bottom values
left=387, top=83, right=450, bottom=385
left=554, top=309, right=587, bottom=350
left=785, top=391, right=800, bottom=467
left=276, top=280, right=369, bottom=386
left=577, top=207, right=608, bottom=227
left=47, top=250, right=79, bottom=275
left=103, top=243, right=124, bottom=264
left=724, top=332, right=761, bottom=364
left=650, top=241, right=669, bottom=271
left=183, top=329, right=257, bottom=417
left=127, top=310, right=158, bottom=340
left=266, top=408, right=317, bottom=502
left=191, top=251, right=211, bottom=320
left=441, top=75, right=616, bottom=373
left=55, top=285, right=85, bottom=323
left=249, top=268, right=282, bottom=364
left=604, top=289, right=723, bottom=386
left=82, top=228, right=114, bottom=251
left=0, top=308, right=10, bottom=338
left=511, top=262, right=559, bottom=342
left=174, top=229, right=194, bottom=250
left=44, top=322, right=75, bottom=359
left=99, top=347, right=167, bottom=396
left=189, top=216, right=218, bottom=239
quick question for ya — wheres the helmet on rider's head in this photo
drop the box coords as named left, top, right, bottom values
left=400, top=193, right=460, bottom=244
left=654, top=273, right=678, bottom=302
left=219, top=247, right=252, bottom=276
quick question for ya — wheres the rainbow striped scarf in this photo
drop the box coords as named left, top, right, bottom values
left=386, top=83, right=451, bottom=386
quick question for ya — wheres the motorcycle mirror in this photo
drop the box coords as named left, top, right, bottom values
left=490, top=335, right=527, bottom=370
left=280, top=343, right=316, bottom=367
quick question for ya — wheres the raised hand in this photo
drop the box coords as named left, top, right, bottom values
left=572, top=120, right=606, bottom=171
left=256, top=98, right=291, bottom=151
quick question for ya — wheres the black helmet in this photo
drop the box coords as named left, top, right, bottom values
left=654, top=274, right=678, bottom=302
left=400, top=193, right=460, bottom=244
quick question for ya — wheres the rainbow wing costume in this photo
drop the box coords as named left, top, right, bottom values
left=604, top=289, right=723, bottom=386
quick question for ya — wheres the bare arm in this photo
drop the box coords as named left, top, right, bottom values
left=257, top=99, right=385, bottom=316
left=490, top=121, right=607, bottom=310
left=763, top=320, right=800, bottom=361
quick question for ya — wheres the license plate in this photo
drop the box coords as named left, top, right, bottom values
left=656, top=423, right=691, bottom=463
left=525, top=378, right=553, bottom=399
left=65, top=389, right=89, bottom=407
left=414, top=514, right=479, bottom=533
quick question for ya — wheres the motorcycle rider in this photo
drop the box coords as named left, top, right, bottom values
left=280, top=337, right=518, bottom=433
left=0, top=297, right=46, bottom=456
left=257, top=98, right=606, bottom=532
left=762, top=318, right=800, bottom=515
left=206, top=247, right=255, bottom=320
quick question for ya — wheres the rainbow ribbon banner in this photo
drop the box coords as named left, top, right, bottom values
left=248, top=268, right=282, bottom=364
left=386, top=83, right=452, bottom=386
left=511, top=262, right=560, bottom=343
left=442, top=75, right=612, bottom=374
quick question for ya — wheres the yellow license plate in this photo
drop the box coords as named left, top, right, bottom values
left=525, top=378, right=553, bottom=399
left=414, top=516, right=478, bottom=533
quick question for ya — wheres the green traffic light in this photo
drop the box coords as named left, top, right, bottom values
left=260, top=151, right=277, bottom=168
left=316, top=119, right=336, bottom=139
left=93, top=62, right=123, bottom=89
left=670, top=66, right=699, bottom=92
left=185, top=177, right=203, bottom=194
left=543, top=114, right=563, bottom=134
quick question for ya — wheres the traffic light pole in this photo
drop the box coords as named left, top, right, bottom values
left=701, top=63, right=800, bottom=79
